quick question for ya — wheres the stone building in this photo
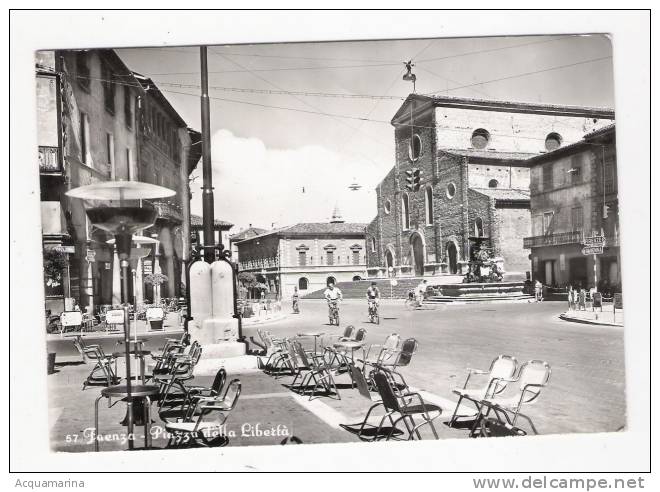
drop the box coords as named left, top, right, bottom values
left=229, top=226, right=268, bottom=263
left=37, top=49, right=199, bottom=315
left=235, top=208, right=367, bottom=299
left=189, top=214, right=234, bottom=257
left=523, top=124, right=619, bottom=291
left=366, top=94, right=615, bottom=281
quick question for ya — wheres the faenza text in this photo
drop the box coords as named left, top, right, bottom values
left=80, top=423, right=289, bottom=444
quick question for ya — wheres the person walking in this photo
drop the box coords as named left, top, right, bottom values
left=292, top=286, right=300, bottom=314
left=534, top=280, right=543, bottom=302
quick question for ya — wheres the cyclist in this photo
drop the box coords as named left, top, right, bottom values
left=366, top=281, right=380, bottom=315
left=324, top=282, right=343, bottom=320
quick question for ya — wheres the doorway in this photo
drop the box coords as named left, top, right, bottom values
left=569, top=257, right=588, bottom=288
left=385, top=250, right=394, bottom=272
left=446, top=241, right=458, bottom=274
left=411, top=234, right=425, bottom=277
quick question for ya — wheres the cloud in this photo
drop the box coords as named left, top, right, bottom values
left=190, top=129, right=380, bottom=231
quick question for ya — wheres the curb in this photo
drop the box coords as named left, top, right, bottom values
left=558, top=313, right=623, bottom=327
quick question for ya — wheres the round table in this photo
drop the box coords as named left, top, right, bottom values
left=112, top=350, right=152, bottom=384
left=333, top=340, right=365, bottom=363
left=94, top=384, right=160, bottom=451
left=297, top=332, right=325, bottom=354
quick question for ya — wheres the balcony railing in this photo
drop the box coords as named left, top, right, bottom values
left=523, top=230, right=583, bottom=249
left=239, top=257, right=279, bottom=271
left=39, top=146, right=61, bottom=174
left=149, top=199, right=183, bottom=223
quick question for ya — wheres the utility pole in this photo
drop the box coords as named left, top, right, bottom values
left=200, top=46, right=215, bottom=263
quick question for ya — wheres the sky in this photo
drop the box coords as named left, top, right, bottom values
left=115, top=34, right=614, bottom=232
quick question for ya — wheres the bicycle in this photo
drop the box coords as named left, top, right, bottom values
left=328, top=300, right=340, bottom=326
left=368, top=300, right=380, bottom=324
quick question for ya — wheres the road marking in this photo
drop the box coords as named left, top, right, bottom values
left=289, top=392, right=348, bottom=428
left=240, top=392, right=292, bottom=400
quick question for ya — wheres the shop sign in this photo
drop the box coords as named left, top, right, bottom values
left=86, top=249, right=96, bottom=262
left=614, top=293, right=623, bottom=310
left=582, top=246, right=604, bottom=255
left=584, top=235, right=605, bottom=247
left=105, top=309, right=125, bottom=324
left=143, top=260, right=153, bottom=275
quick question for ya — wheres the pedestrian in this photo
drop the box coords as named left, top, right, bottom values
left=415, top=279, right=428, bottom=306
left=567, top=285, right=575, bottom=310
left=534, top=280, right=543, bottom=302
left=292, top=286, right=300, bottom=314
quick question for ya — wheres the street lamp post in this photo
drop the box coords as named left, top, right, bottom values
left=66, top=181, right=174, bottom=450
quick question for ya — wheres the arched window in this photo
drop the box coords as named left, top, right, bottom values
left=401, top=193, right=410, bottom=230
left=488, top=179, right=499, bottom=188
left=425, top=186, right=434, bottom=225
left=298, top=278, right=308, bottom=290
left=473, top=217, right=484, bottom=237
left=545, top=132, right=563, bottom=151
left=409, top=134, right=422, bottom=161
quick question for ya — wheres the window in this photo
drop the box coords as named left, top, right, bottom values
left=488, top=179, right=499, bottom=188
left=79, top=111, right=90, bottom=166
left=543, top=164, right=553, bottom=191
left=545, top=132, right=563, bottom=151
left=126, top=148, right=133, bottom=181
left=571, top=207, right=583, bottom=232
left=352, top=250, right=360, bottom=265
left=543, top=211, right=554, bottom=235
left=101, top=63, right=115, bottom=114
left=425, top=186, right=434, bottom=225
left=326, top=251, right=334, bottom=266
left=106, top=133, right=115, bottom=179
left=384, top=199, right=391, bottom=214
left=298, top=278, right=308, bottom=290
left=76, top=52, right=90, bottom=92
left=471, top=128, right=490, bottom=149
left=473, top=217, right=484, bottom=237
left=604, top=161, right=616, bottom=193
left=446, top=182, right=456, bottom=199
left=401, top=194, right=410, bottom=230
left=409, top=134, right=422, bottom=161
left=371, top=237, right=376, bottom=253
left=570, top=165, right=582, bottom=185
left=124, top=87, right=133, bottom=129
left=298, top=251, right=307, bottom=266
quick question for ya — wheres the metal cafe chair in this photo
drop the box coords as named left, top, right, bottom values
left=449, top=355, right=518, bottom=428
left=178, top=368, right=227, bottom=421
left=358, top=333, right=401, bottom=374
left=373, top=371, right=441, bottom=441
left=339, top=363, right=399, bottom=441
left=155, top=342, right=203, bottom=409
left=292, top=341, right=340, bottom=401
left=470, top=360, right=551, bottom=437
left=365, top=338, right=418, bottom=391
left=73, top=336, right=119, bottom=390
left=165, top=379, right=242, bottom=448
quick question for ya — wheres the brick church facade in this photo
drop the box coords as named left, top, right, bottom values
left=366, top=94, right=614, bottom=280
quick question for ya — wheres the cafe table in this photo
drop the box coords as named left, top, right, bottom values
left=297, top=331, right=325, bottom=354
left=93, top=384, right=159, bottom=451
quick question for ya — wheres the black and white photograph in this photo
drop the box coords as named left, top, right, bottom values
left=9, top=8, right=651, bottom=477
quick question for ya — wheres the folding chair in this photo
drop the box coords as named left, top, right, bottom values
left=358, top=333, right=400, bottom=374
left=178, top=368, right=227, bottom=420
left=155, top=342, right=203, bottom=408
left=471, top=360, right=551, bottom=437
left=373, top=372, right=441, bottom=441
left=449, top=355, right=518, bottom=427
left=338, top=364, right=402, bottom=441
left=291, top=341, right=340, bottom=400
left=165, top=379, right=241, bottom=448
left=73, top=337, right=119, bottom=389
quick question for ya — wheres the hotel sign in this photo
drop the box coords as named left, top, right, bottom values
left=582, top=234, right=605, bottom=255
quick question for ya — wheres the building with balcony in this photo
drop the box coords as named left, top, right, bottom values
left=366, top=94, right=615, bottom=281
left=235, top=208, right=367, bottom=299
left=36, top=49, right=200, bottom=315
left=524, top=124, right=619, bottom=292
left=229, top=225, right=268, bottom=263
